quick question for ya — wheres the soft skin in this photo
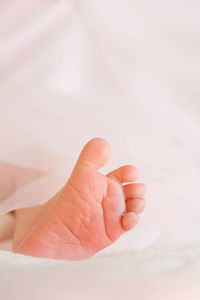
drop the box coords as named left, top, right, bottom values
left=13, top=138, right=146, bottom=260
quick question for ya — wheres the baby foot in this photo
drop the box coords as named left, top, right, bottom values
left=13, top=138, right=146, bottom=260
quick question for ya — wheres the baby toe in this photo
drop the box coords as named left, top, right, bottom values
left=123, top=183, right=146, bottom=199
left=107, top=165, right=139, bottom=184
left=76, top=138, right=110, bottom=170
left=121, top=212, right=140, bottom=231
left=126, top=198, right=146, bottom=214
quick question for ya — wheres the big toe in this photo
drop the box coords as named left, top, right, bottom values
left=76, top=138, right=111, bottom=170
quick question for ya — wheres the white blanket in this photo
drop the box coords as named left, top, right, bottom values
left=0, top=0, right=200, bottom=299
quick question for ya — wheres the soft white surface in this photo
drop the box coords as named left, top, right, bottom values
left=0, top=0, right=200, bottom=299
